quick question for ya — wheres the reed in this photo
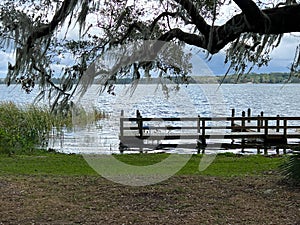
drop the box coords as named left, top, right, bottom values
left=72, top=105, right=106, bottom=128
left=0, top=102, right=106, bottom=154
left=0, top=102, right=72, bottom=154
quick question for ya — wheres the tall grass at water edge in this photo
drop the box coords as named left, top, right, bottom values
left=0, top=102, right=73, bottom=154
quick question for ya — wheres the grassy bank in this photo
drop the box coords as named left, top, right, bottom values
left=1, top=152, right=298, bottom=224
left=0, top=152, right=285, bottom=177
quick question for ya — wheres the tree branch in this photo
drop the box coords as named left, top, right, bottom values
left=114, top=22, right=144, bottom=44
left=173, top=0, right=210, bottom=36
left=158, top=28, right=206, bottom=47
left=114, top=11, right=179, bottom=45
left=233, top=0, right=269, bottom=32
left=213, top=4, right=300, bottom=53
left=158, top=4, right=300, bottom=54
left=149, top=11, right=178, bottom=32
left=27, top=0, right=79, bottom=50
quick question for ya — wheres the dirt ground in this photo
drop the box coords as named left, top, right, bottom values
left=0, top=173, right=299, bottom=225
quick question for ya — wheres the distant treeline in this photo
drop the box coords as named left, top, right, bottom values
left=0, top=77, right=62, bottom=85
left=216, top=72, right=300, bottom=84
left=1, top=72, right=299, bottom=85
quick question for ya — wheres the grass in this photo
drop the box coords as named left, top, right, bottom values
left=0, top=152, right=297, bottom=225
left=115, top=153, right=285, bottom=176
left=0, top=102, right=72, bottom=154
left=0, top=152, right=285, bottom=177
left=182, top=154, right=284, bottom=176
left=0, top=151, right=97, bottom=176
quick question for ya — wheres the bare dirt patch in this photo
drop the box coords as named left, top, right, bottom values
left=0, top=174, right=299, bottom=224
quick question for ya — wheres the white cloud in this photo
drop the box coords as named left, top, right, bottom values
left=271, top=34, right=299, bottom=62
left=0, top=51, right=15, bottom=78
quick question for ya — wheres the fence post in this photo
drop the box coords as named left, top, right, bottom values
left=231, top=108, right=235, bottom=130
left=260, top=111, right=264, bottom=127
left=264, top=146, right=268, bottom=155
left=247, top=108, right=251, bottom=123
left=120, top=110, right=124, bottom=137
left=257, top=146, right=261, bottom=154
left=136, top=110, right=143, bottom=137
left=242, top=111, right=245, bottom=131
left=283, top=119, right=287, bottom=136
left=197, top=115, right=201, bottom=134
left=201, top=119, right=206, bottom=147
left=257, top=115, right=261, bottom=132
left=265, top=119, right=268, bottom=136
left=276, top=146, right=279, bottom=155
left=241, top=111, right=246, bottom=151
left=263, top=118, right=269, bottom=155
left=241, top=139, right=245, bottom=153
left=276, top=115, right=280, bottom=132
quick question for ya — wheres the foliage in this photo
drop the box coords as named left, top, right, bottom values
left=280, top=149, right=300, bottom=186
left=0, top=0, right=300, bottom=110
left=0, top=102, right=72, bottom=154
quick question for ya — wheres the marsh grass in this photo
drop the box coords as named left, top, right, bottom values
left=72, top=105, right=106, bottom=128
left=0, top=102, right=106, bottom=155
left=0, top=102, right=73, bottom=154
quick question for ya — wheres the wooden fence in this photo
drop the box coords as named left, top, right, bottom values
left=119, top=109, right=300, bottom=154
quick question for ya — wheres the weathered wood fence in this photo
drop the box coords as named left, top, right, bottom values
left=119, top=109, right=300, bottom=154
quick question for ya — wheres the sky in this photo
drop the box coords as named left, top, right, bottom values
left=0, top=1, right=299, bottom=78
left=197, top=34, right=300, bottom=76
left=181, top=33, right=300, bottom=76
left=0, top=51, right=14, bottom=78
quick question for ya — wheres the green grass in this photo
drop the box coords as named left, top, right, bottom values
left=114, top=153, right=171, bottom=166
left=115, top=153, right=285, bottom=177
left=179, top=154, right=284, bottom=176
left=0, top=152, right=97, bottom=176
left=0, top=152, right=285, bottom=177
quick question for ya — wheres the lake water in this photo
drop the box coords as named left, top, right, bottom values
left=1, top=83, right=300, bottom=154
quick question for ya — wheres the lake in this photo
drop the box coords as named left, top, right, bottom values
left=1, top=83, right=300, bottom=154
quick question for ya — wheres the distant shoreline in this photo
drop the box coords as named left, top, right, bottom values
left=0, top=72, right=299, bottom=85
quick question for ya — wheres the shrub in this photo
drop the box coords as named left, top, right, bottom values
left=280, top=148, right=300, bottom=186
